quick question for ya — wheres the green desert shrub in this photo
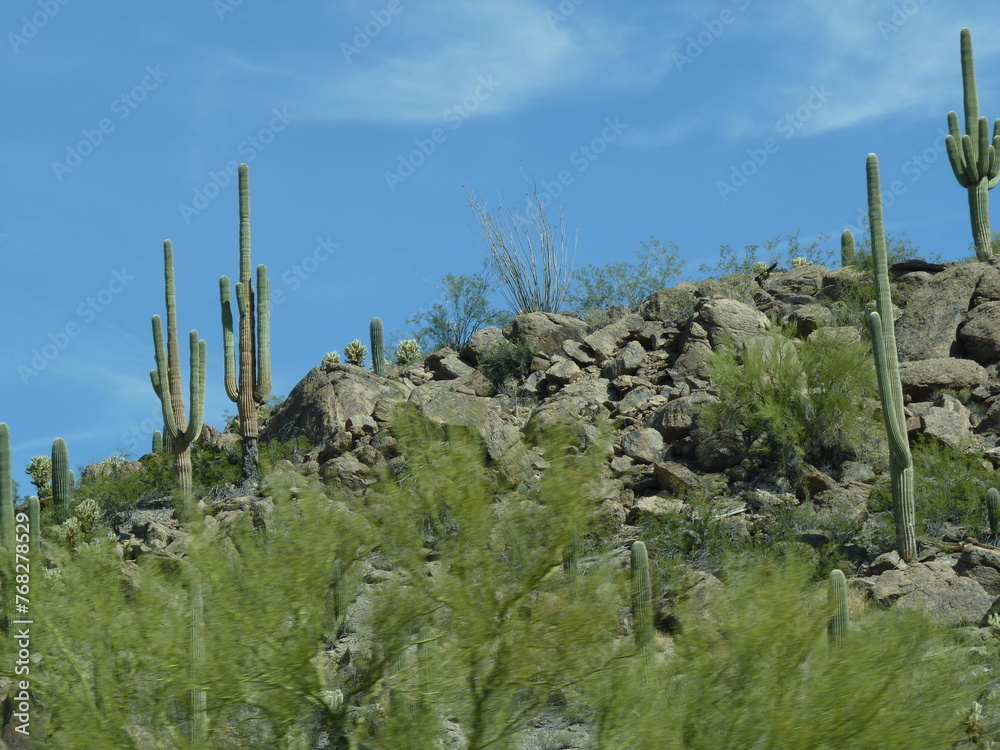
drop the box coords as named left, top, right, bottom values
left=587, top=554, right=983, bottom=749
left=700, top=323, right=878, bottom=473
left=476, top=338, right=533, bottom=387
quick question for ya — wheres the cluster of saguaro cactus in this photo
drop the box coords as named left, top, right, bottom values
left=220, top=163, right=272, bottom=486
left=866, top=154, right=917, bottom=563
left=151, top=240, right=206, bottom=498
left=946, top=28, right=1000, bottom=260
left=370, top=318, right=386, bottom=376
left=827, top=569, right=849, bottom=647
left=630, top=541, right=653, bottom=663
left=840, top=229, right=856, bottom=268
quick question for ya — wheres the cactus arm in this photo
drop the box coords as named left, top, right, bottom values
left=254, top=264, right=271, bottom=404
left=220, top=276, right=239, bottom=402
left=961, top=27, right=979, bottom=134
left=182, top=334, right=206, bottom=445
left=151, top=315, right=178, bottom=437
left=868, top=313, right=912, bottom=466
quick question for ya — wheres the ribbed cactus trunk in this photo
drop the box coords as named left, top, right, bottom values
left=28, top=496, right=40, bottom=557
left=221, top=164, right=271, bottom=486
left=630, top=541, right=653, bottom=667
left=0, top=424, right=13, bottom=554
left=370, top=317, right=385, bottom=377
left=151, top=240, right=206, bottom=499
left=946, top=28, right=1000, bottom=260
left=840, top=229, right=856, bottom=268
left=987, top=488, right=1000, bottom=535
left=188, top=573, right=208, bottom=744
left=52, top=437, right=72, bottom=523
left=827, top=569, right=849, bottom=648
left=867, top=154, right=917, bottom=563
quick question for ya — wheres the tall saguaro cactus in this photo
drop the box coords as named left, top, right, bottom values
left=151, top=240, right=207, bottom=498
left=827, top=569, right=849, bottom=648
left=946, top=28, right=1000, bottom=260
left=0, top=424, right=13, bottom=554
left=867, top=154, right=917, bottom=563
left=220, top=163, right=272, bottom=485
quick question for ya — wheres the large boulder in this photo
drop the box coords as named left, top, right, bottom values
left=405, top=382, right=521, bottom=461
left=897, top=358, right=986, bottom=401
left=503, top=312, right=588, bottom=358
left=636, top=283, right=699, bottom=324
left=263, top=364, right=410, bottom=445
left=524, top=378, right=615, bottom=441
left=764, top=265, right=826, bottom=299
left=646, top=393, right=717, bottom=442
left=858, top=560, right=995, bottom=626
left=894, top=263, right=988, bottom=361
left=959, top=300, right=1000, bottom=365
left=585, top=314, right=645, bottom=362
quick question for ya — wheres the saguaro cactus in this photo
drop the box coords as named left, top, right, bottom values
left=987, top=488, right=1000, bottom=535
left=151, top=240, right=207, bottom=498
left=867, top=154, right=917, bottom=563
left=946, top=28, right=1000, bottom=260
left=0, top=424, right=13, bottom=553
left=220, top=163, right=271, bottom=486
left=51, top=437, right=73, bottom=523
left=370, top=317, right=385, bottom=376
left=827, top=568, right=849, bottom=647
left=630, top=541, right=653, bottom=661
left=840, top=229, right=856, bottom=268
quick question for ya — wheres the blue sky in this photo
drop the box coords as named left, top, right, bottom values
left=2, top=0, right=1000, bottom=491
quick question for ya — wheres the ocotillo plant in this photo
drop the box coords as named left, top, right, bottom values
left=827, top=568, right=849, bottom=648
left=52, top=437, right=73, bottom=523
left=370, top=317, right=385, bottom=376
left=151, top=240, right=207, bottom=498
left=630, top=541, right=653, bottom=662
left=946, top=28, right=1000, bottom=260
left=840, top=229, right=856, bottom=268
left=220, top=163, right=271, bottom=486
left=987, top=488, right=1000, bottom=535
left=867, top=153, right=917, bottom=563
left=0, top=424, right=13, bottom=554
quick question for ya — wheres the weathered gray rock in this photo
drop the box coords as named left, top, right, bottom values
left=545, top=358, right=583, bottom=386
left=263, top=364, right=410, bottom=445
left=646, top=393, right=717, bottom=442
left=765, top=265, right=826, bottom=299
left=785, top=303, right=835, bottom=336
left=697, top=298, right=771, bottom=349
left=504, top=312, right=588, bottom=358
left=619, top=428, right=664, bottom=464
left=425, top=347, right=475, bottom=379
left=524, top=379, right=614, bottom=441
left=693, top=430, right=746, bottom=472
left=199, top=423, right=241, bottom=453
left=895, top=263, right=988, bottom=361
left=461, top=326, right=506, bottom=364
left=653, top=461, right=702, bottom=492
left=655, top=567, right=724, bottom=633
left=636, top=283, right=699, bottom=323
left=561, top=339, right=596, bottom=366
left=897, top=358, right=986, bottom=401
left=584, top=314, right=645, bottom=362
left=955, top=544, right=1000, bottom=596
left=407, top=382, right=521, bottom=461
left=959, top=300, right=1000, bottom=365
left=818, top=266, right=864, bottom=301
left=859, top=560, right=994, bottom=625
left=600, top=341, right=648, bottom=380
left=909, top=396, right=973, bottom=449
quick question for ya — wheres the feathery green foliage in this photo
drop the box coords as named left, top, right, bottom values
left=588, top=555, right=982, bottom=749
left=701, top=323, right=877, bottom=472
left=567, top=236, right=685, bottom=312
left=406, top=271, right=512, bottom=352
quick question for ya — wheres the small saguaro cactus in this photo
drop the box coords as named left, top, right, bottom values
left=630, top=541, right=653, bottom=661
left=867, top=153, right=917, bottom=563
left=841, top=229, right=856, bottom=267
left=152, top=430, right=163, bottom=455
left=986, top=488, right=1000, bottom=535
left=946, top=28, right=1000, bottom=260
left=220, top=163, right=272, bottom=486
left=0, top=424, right=13, bottom=554
left=151, top=240, right=207, bottom=498
left=827, top=568, right=849, bottom=647
left=52, top=437, right=73, bottom=523
left=370, top=317, right=386, bottom=376
left=344, top=339, right=367, bottom=367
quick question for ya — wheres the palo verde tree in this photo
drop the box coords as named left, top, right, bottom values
left=220, top=163, right=272, bottom=486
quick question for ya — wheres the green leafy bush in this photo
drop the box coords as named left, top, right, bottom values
left=407, top=271, right=513, bottom=352
left=567, top=236, right=685, bottom=312
left=700, top=323, right=878, bottom=473
left=476, top=338, right=533, bottom=388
